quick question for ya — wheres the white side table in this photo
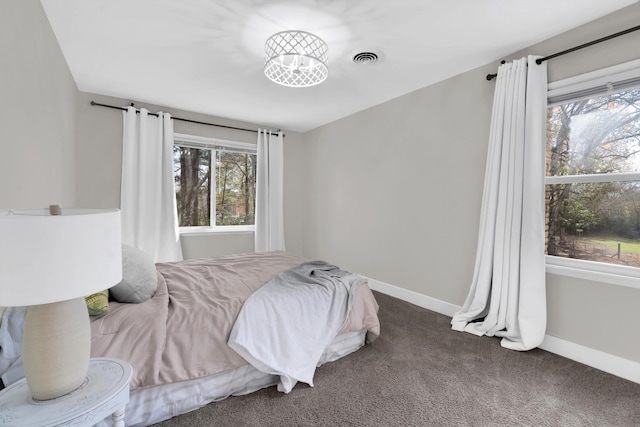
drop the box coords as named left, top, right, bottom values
left=0, top=358, right=132, bottom=427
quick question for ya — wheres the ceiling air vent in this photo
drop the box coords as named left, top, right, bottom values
left=351, top=50, right=384, bottom=65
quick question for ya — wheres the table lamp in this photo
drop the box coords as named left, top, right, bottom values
left=0, top=207, right=122, bottom=400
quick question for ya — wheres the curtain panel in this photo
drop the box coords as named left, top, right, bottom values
left=121, top=107, right=183, bottom=263
left=255, top=129, right=286, bottom=252
left=451, top=56, right=547, bottom=351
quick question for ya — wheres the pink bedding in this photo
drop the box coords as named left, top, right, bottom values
left=89, top=251, right=379, bottom=390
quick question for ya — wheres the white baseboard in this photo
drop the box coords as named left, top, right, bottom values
left=366, top=277, right=640, bottom=385
left=366, top=278, right=460, bottom=317
left=539, top=335, right=640, bottom=384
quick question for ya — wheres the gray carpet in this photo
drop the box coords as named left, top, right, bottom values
left=154, top=291, right=640, bottom=426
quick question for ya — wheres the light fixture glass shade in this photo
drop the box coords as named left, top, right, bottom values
left=0, top=208, right=122, bottom=400
left=264, top=30, right=328, bottom=87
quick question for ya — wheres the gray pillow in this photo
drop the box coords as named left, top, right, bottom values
left=110, top=245, right=158, bottom=303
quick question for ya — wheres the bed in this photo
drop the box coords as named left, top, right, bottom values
left=0, top=250, right=380, bottom=426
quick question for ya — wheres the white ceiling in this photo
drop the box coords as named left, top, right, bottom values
left=41, top=0, right=637, bottom=133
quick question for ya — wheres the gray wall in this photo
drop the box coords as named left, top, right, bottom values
left=0, top=0, right=78, bottom=209
left=301, top=3, right=640, bottom=364
left=302, top=69, right=492, bottom=307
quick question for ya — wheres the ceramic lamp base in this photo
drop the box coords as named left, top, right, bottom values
left=22, top=297, right=90, bottom=400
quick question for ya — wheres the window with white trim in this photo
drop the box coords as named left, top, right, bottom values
left=173, top=133, right=257, bottom=231
left=545, top=59, right=640, bottom=285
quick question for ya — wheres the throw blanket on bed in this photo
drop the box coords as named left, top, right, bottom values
left=228, top=260, right=367, bottom=393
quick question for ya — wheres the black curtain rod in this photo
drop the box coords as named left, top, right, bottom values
left=486, top=24, right=640, bottom=81
left=90, top=101, right=283, bottom=136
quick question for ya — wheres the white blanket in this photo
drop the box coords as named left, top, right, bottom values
left=228, top=261, right=366, bottom=393
left=0, top=306, right=26, bottom=385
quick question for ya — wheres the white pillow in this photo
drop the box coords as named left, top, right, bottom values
left=110, top=245, right=158, bottom=304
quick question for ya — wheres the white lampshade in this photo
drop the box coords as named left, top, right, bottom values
left=0, top=208, right=122, bottom=400
left=0, top=208, right=122, bottom=306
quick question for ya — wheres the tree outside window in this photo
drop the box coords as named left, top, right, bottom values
left=546, top=88, right=640, bottom=267
left=173, top=143, right=256, bottom=228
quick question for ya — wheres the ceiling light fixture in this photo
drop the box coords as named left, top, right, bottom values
left=264, top=30, right=328, bottom=88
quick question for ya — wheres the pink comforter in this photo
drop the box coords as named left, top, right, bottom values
left=90, top=251, right=380, bottom=389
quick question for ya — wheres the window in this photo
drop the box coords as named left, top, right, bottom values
left=545, top=60, right=640, bottom=286
left=173, top=133, right=257, bottom=231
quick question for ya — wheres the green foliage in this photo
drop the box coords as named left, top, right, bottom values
left=173, top=145, right=256, bottom=228
left=585, top=236, right=640, bottom=255
left=547, top=88, right=640, bottom=250
left=215, top=151, right=256, bottom=226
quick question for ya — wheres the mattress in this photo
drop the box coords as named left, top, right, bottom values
left=95, top=330, right=367, bottom=426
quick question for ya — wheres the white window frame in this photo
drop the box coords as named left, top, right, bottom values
left=545, top=59, right=640, bottom=289
left=173, top=133, right=257, bottom=235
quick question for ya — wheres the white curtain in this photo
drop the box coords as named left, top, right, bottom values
left=451, top=56, right=547, bottom=350
left=255, top=129, right=286, bottom=252
left=121, top=107, right=183, bottom=263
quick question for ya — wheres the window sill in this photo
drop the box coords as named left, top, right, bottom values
left=545, top=256, right=640, bottom=290
left=179, top=226, right=254, bottom=237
